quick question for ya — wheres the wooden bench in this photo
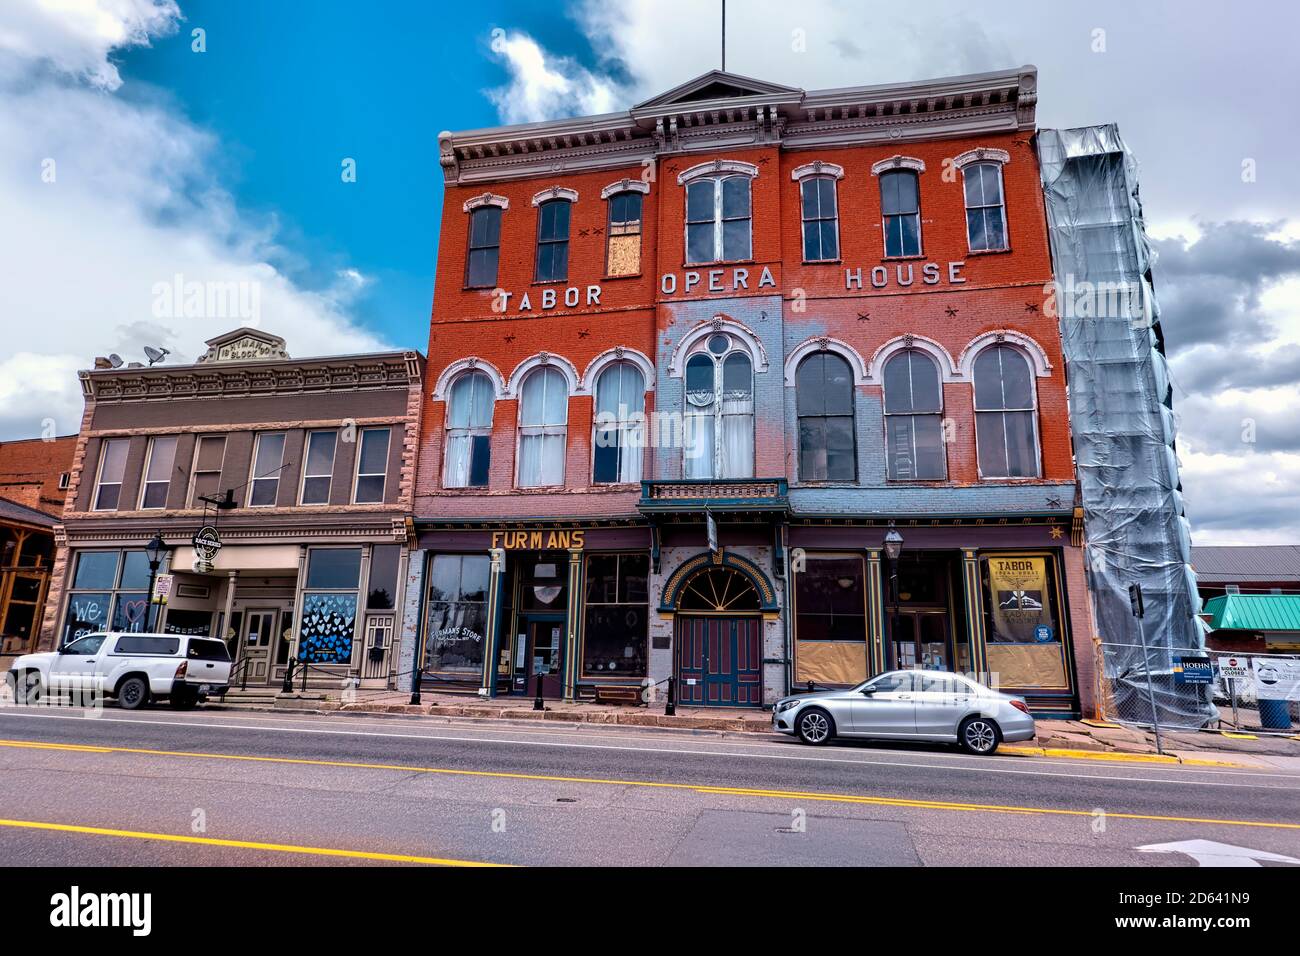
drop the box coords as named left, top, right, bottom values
left=593, top=686, right=643, bottom=706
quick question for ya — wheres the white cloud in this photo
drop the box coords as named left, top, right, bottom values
left=0, top=0, right=180, bottom=90
left=0, top=0, right=385, bottom=439
left=486, top=30, right=625, bottom=124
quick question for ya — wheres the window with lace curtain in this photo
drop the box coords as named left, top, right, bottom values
left=684, top=334, right=753, bottom=479
left=592, top=362, right=645, bottom=484
left=444, top=371, right=494, bottom=488
left=517, top=367, right=568, bottom=487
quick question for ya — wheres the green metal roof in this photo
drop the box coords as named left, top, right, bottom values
left=1205, top=594, right=1300, bottom=632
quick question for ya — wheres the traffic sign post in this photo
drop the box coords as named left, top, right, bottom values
left=1219, top=656, right=1250, bottom=729
left=1128, top=583, right=1163, bottom=755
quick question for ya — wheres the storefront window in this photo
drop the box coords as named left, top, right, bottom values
left=582, top=553, right=648, bottom=678
left=367, top=544, right=401, bottom=610
left=794, top=554, right=868, bottom=686
left=519, top=554, right=567, bottom=612
left=980, top=554, right=1068, bottom=690
left=424, top=554, right=490, bottom=675
left=299, top=548, right=363, bottom=664
left=62, top=549, right=153, bottom=643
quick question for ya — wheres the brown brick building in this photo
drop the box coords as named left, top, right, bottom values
left=39, top=328, right=425, bottom=690
left=404, top=68, right=1097, bottom=716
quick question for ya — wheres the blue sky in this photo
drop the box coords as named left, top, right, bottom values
left=113, top=1, right=622, bottom=345
left=3, top=0, right=1300, bottom=543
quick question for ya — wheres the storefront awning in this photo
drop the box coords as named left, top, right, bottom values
left=1205, top=593, right=1300, bottom=633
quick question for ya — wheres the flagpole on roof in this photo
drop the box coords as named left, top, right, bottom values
left=721, top=0, right=726, bottom=71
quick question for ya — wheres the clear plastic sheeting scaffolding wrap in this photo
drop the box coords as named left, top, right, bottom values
left=1038, top=125, right=1217, bottom=727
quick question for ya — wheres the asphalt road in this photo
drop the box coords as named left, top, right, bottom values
left=0, top=704, right=1297, bottom=867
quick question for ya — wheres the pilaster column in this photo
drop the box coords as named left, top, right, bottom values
left=563, top=547, right=583, bottom=701
left=866, top=549, right=885, bottom=675
left=479, top=548, right=506, bottom=697
left=960, top=548, right=989, bottom=680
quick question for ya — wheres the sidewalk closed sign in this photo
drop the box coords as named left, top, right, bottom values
left=1219, top=657, right=1250, bottom=680
left=1173, top=656, right=1213, bottom=684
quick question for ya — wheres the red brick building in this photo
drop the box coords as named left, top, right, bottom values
left=0, top=435, right=75, bottom=655
left=405, top=68, right=1096, bottom=716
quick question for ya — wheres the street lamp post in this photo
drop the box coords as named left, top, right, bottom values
left=883, top=524, right=904, bottom=670
left=143, top=533, right=167, bottom=632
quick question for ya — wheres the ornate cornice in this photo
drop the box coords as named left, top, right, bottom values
left=439, top=66, right=1037, bottom=184
left=82, top=352, right=422, bottom=404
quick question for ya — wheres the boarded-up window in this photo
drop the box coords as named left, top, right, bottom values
left=605, top=191, right=642, bottom=276
left=794, top=553, right=868, bottom=686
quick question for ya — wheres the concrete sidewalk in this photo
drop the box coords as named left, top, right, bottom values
left=213, top=686, right=1300, bottom=769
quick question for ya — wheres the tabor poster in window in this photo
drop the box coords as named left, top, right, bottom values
left=987, top=556, right=1049, bottom=643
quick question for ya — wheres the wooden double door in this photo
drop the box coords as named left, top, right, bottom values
left=675, top=616, right=763, bottom=707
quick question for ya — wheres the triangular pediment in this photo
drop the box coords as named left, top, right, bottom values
left=633, top=71, right=801, bottom=111
left=196, top=327, right=290, bottom=364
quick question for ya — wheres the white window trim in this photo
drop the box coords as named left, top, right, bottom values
left=514, top=368, right=570, bottom=489
left=530, top=186, right=579, bottom=206
left=783, top=337, right=868, bottom=387
left=952, top=147, right=1010, bottom=170
left=870, top=155, right=926, bottom=176
left=957, top=332, right=1053, bottom=379
left=864, top=335, right=959, bottom=385
left=580, top=347, right=656, bottom=394
left=600, top=179, right=650, bottom=199
left=351, top=427, right=391, bottom=504
left=462, top=192, right=509, bottom=213
left=137, top=435, right=176, bottom=510
left=187, top=435, right=226, bottom=509
left=432, top=357, right=507, bottom=402
left=298, top=430, right=338, bottom=506
left=442, top=372, right=495, bottom=489
left=248, top=432, right=286, bottom=508
left=790, top=161, right=845, bottom=182
left=676, top=159, right=759, bottom=185
left=92, top=438, right=128, bottom=512
left=971, top=345, right=1043, bottom=481
left=505, top=353, right=583, bottom=398
left=668, top=316, right=769, bottom=378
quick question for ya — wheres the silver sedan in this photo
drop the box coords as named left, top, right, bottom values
left=772, top=669, right=1036, bottom=755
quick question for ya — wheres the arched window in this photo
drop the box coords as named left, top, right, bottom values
left=686, top=175, right=751, bottom=264
left=796, top=352, right=855, bottom=481
left=963, top=162, right=1008, bottom=251
left=535, top=198, right=572, bottom=283
left=883, top=350, right=946, bottom=480
left=684, top=334, right=753, bottom=479
left=517, top=367, right=568, bottom=487
left=444, top=371, right=494, bottom=488
left=593, top=362, right=645, bottom=484
left=800, top=176, right=839, bottom=262
left=605, top=190, right=643, bottom=277
left=973, top=345, right=1039, bottom=478
left=465, top=206, right=501, bottom=288
left=880, top=170, right=921, bottom=257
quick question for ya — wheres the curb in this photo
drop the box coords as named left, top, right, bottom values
left=1000, top=745, right=1246, bottom=768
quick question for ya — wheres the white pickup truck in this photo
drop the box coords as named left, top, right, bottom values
left=6, top=631, right=232, bottom=709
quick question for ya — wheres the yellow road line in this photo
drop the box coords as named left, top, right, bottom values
left=0, top=817, right=504, bottom=866
left=1000, top=745, right=1245, bottom=768
left=2, top=737, right=1296, bottom=832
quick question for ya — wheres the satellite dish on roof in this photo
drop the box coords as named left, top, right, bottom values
left=144, top=346, right=170, bottom=366
left=107, top=354, right=124, bottom=368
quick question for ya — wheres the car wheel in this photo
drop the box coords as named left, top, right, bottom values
left=18, top=670, right=43, bottom=705
left=959, top=716, right=1000, bottom=755
left=796, top=707, right=835, bottom=746
left=117, top=676, right=150, bottom=710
